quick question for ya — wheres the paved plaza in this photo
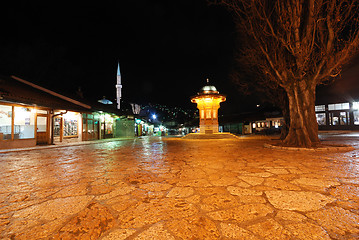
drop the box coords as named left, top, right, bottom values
left=0, top=133, right=358, bottom=239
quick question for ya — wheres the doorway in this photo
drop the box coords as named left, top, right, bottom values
left=36, top=115, right=48, bottom=144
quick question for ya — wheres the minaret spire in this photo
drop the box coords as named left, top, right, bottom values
left=116, top=62, right=122, bottom=110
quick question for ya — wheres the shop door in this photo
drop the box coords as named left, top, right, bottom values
left=37, top=115, right=48, bottom=144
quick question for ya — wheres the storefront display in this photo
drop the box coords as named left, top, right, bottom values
left=0, top=105, right=12, bottom=140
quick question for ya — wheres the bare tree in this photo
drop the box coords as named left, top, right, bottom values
left=230, top=39, right=290, bottom=140
left=214, top=0, right=359, bottom=147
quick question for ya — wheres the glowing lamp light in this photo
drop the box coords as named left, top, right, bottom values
left=152, top=114, right=157, bottom=120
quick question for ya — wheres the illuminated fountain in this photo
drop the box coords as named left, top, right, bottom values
left=191, top=79, right=226, bottom=134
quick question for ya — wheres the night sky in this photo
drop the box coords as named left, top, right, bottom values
left=1, top=0, right=251, bottom=113
left=2, top=1, right=358, bottom=114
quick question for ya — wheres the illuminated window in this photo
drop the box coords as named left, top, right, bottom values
left=206, top=110, right=211, bottom=119
left=64, top=119, right=78, bottom=136
left=63, top=112, right=79, bottom=136
left=35, top=109, right=47, bottom=114
left=0, top=105, right=12, bottom=140
left=316, top=113, right=326, bottom=125
left=200, top=110, right=205, bottom=119
left=213, top=111, right=217, bottom=119
left=339, top=112, right=348, bottom=125
left=14, top=107, right=35, bottom=139
left=315, top=105, right=325, bottom=112
left=354, top=110, right=359, bottom=125
left=328, top=103, right=349, bottom=111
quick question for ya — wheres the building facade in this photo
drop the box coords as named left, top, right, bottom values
left=0, top=75, right=134, bottom=150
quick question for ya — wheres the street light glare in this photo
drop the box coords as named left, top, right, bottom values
left=152, top=114, right=157, bottom=120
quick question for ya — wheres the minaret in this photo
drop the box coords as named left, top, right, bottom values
left=116, top=62, right=122, bottom=109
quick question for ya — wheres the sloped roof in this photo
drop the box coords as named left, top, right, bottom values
left=0, top=75, right=92, bottom=112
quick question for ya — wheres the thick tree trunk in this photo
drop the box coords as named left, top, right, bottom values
left=280, top=104, right=290, bottom=140
left=279, top=90, right=290, bottom=140
left=283, top=81, right=319, bottom=147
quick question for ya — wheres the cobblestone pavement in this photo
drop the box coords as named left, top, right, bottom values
left=0, top=134, right=358, bottom=239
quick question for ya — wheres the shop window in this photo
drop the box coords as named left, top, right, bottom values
left=14, top=107, right=35, bottom=139
left=328, top=103, right=349, bottom=111
left=54, top=118, right=61, bottom=136
left=213, top=111, right=217, bottom=119
left=316, top=113, right=326, bottom=125
left=63, top=112, right=79, bottom=137
left=340, top=112, right=348, bottom=125
left=0, top=105, right=12, bottom=140
left=354, top=110, right=359, bottom=125
left=315, top=105, right=325, bottom=112
left=64, top=119, right=78, bottom=136
left=105, top=122, right=113, bottom=134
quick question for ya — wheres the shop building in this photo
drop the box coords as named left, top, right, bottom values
left=0, top=75, right=134, bottom=150
left=315, top=101, right=359, bottom=130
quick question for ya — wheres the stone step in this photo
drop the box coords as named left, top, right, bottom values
left=181, top=133, right=239, bottom=140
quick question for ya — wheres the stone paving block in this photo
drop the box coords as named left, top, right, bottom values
left=118, top=198, right=198, bottom=228
left=275, top=210, right=307, bottom=222
left=165, top=216, right=220, bottom=239
left=196, top=186, right=228, bottom=196
left=14, top=218, right=68, bottom=240
left=200, top=193, right=239, bottom=211
left=106, top=195, right=138, bottom=212
left=207, top=203, right=273, bottom=222
left=138, top=182, right=172, bottom=191
left=227, top=186, right=263, bottom=196
left=264, top=178, right=302, bottom=190
left=220, top=223, right=259, bottom=239
left=285, top=222, right=331, bottom=240
left=177, top=179, right=212, bottom=187
left=330, top=185, right=359, bottom=201
left=95, top=183, right=135, bottom=201
left=52, top=202, right=115, bottom=239
left=52, top=182, right=88, bottom=198
left=247, top=218, right=293, bottom=240
left=307, top=206, right=359, bottom=237
left=237, top=176, right=264, bottom=186
left=101, top=228, right=136, bottom=240
left=291, top=178, right=341, bottom=189
left=166, top=187, right=194, bottom=198
left=265, top=190, right=336, bottom=211
left=13, top=196, right=93, bottom=221
left=209, top=176, right=239, bottom=186
left=237, top=195, right=267, bottom=204
left=134, top=223, right=175, bottom=240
